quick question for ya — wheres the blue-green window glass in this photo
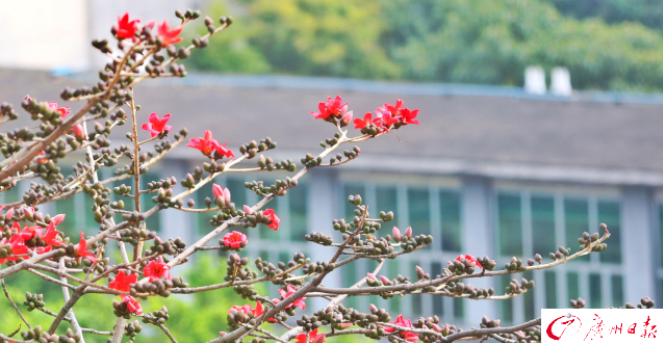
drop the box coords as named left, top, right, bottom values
left=431, top=262, right=444, bottom=316
left=376, top=186, right=399, bottom=224
left=497, top=194, right=523, bottom=256
left=408, top=188, right=430, bottom=249
left=589, top=274, right=602, bottom=308
left=226, top=177, right=250, bottom=238
left=342, top=256, right=358, bottom=309
left=453, top=298, right=464, bottom=319
left=411, top=261, right=422, bottom=315
left=344, top=184, right=365, bottom=219
left=598, top=201, right=621, bottom=263
left=440, top=190, right=461, bottom=252
left=3, top=186, right=20, bottom=203
left=567, top=272, right=580, bottom=301
left=289, top=184, right=308, bottom=242
left=564, top=199, right=589, bottom=263
left=531, top=196, right=556, bottom=256
left=611, top=275, right=624, bottom=307
left=140, top=173, right=161, bottom=232
left=55, top=194, right=78, bottom=238
left=385, top=259, right=401, bottom=312
left=523, top=271, right=535, bottom=319
left=499, top=275, right=513, bottom=322
left=544, top=271, right=557, bottom=308
left=195, top=181, right=216, bottom=235
left=660, top=205, right=663, bottom=266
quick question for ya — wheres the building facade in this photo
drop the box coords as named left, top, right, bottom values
left=3, top=69, right=663, bottom=329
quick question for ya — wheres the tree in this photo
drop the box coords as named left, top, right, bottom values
left=0, top=6, right=653, bottom=343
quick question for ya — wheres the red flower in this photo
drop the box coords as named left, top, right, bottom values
left=212, top=184, right=231, bottom=204
left=51, top=214, right=66, bottom=225
left=278, top=285, right=306, bottom=310
left=109, top=270, right=138, bottom=292
left=353, top=112, right=383, bottom=130
left=228, top=304, right=252, bottom=315
left=143, top=256, right=171, bottom=281
left=36, top=151, right=48, bottom=164
left=384, top=99, right=404, bottom=117
left=296, top=329, right=326, bottom=343
left=43, top=222, right=62, bottom=247
left=116, top=13, right=141, bottom=40
left=310, top=96, right=348, bottom=120
left=187, top=130, right=235, bottom=159
left=222, top=231, right=247, bottom=249
left=455, top=254, right=481, bottom=269
left=252, top=301, right=277, bottom=323
left=47, top=102, right=70, bottom=118
left=383, top=314, right=418, bottom=342
left=0, top=235, right=29, bottom=264
left=76, top=232, right=97, bottom=264
left=120, top=295, right=143, bottom=315
left=378, top=112, right=400, bottom=129
left=18, top=222, right=43, bottom=241
left=263, top=209, right=280, bottom=231
left=157, top=20, right=183, bottom=47
left=141, top=113, right=172, bottom=137
left=400, top=108, right=420, bottom=125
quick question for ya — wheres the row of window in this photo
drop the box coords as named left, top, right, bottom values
left=3, top=168, right=646, bottom=324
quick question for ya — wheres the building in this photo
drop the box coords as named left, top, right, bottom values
left=2, top=68, right=663, bottom=329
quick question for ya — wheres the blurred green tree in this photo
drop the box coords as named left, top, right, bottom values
left=547, top=0, right=663, bottom=31
left=187, top=0, right=663, bottom=92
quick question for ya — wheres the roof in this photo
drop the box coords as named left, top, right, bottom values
left=3, top=68, right=663, bottom=186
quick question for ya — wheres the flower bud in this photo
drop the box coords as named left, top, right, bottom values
left=392, top=227, right=402, bottom=241
left=404, top=227, right=412, bottom=238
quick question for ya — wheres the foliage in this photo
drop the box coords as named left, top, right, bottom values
left=546, top=0, right=663, bottom=32
left=188, top=0, right=663, bottom=92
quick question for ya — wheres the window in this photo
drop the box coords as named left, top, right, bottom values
left=495, top=190, right=623, bottom=322
left=340, top=179, right=462, bottom=321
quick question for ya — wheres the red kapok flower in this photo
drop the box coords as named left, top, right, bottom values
left=296, top=329, right=326, bottom=343
left=141, top=113, right=172, bottom=137
left=187, top=130, right=235, bottom=159
left=263, top=209, right=280, bottom=231
left=18, top=222, right=43, bottom=241
left=5, top=208, right=14, bottom=219
left=253, top=301, right=277, bottom=323
left=109, top=270, right=138, bottom=292
left=157, top=20, right=183, bottom=47
left=353, top=112, right=384, bottom=130
left=76, top=232, right=97, bottom=264
left=222, top=231, right=247, bottom=249
left=383, top=314, right=418, bottom=342
left=143, top=256, right=171, bottom=281
left=51, top=214, right=66, bottom=226
left=120, top=295, right=143, bottom=315
left=400, top=108, right=419, bottom=125
left=0, top=235, right=29, bottom=264
left=47, top=102, right=70, bottom=118
left=310, top=96, right=348, bottom=120
left=278, top=285, right=306, bottom=310
left=384, top=99, right=404, bottom=116
left=43, top=222, right=62, bottom=247
left=116, top=13, right=141, bottom=39
left=228, top=304, right=252, bottom=315
left=455, top=254, right=481, bottom=269
left=212, top=184, right=231, bottom=204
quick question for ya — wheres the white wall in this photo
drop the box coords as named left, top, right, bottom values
left=0, top=0, right=205, bottom=71
left=0, top=0, right=89, bottom=70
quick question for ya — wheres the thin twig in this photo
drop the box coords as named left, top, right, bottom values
left=1, top=279, right=31, bottom=329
